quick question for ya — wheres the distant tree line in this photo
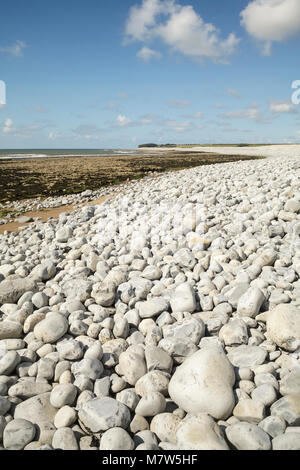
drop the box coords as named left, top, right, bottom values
left=138, top=143, right=177, bottom=148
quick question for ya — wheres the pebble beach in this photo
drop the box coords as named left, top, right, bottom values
left=0, top=144, right=300, bottom=451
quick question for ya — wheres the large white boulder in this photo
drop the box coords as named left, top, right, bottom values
left=266, top=304, right=300, bottom=352
left=168, top=348, right=235, bottom=420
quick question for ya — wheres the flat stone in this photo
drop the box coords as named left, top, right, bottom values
left=227, top=345, right=267, bottom=368
left=78, top=397, right=131, bottom=433
left=176, top=414, right=229, bottom=450
left=225, top=422, right=271, bottom=450
left=8, top=381, right=52, bottom=399
left=233, top=398, right=266, bottom=424
left=136, top=297, right=169, bottom=319
left=272, top=432, right=300, bottom=450
left=0, top=278, right=37, bottom=304
left=0, top=321, right=23, bottom=340
left=34, top=313, right=69, bottom=344
left=270, top=395, right=300, bottom=425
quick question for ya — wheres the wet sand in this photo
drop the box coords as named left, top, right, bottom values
left=0, top=195, right=111, bottom=235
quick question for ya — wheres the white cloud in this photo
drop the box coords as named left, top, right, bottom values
left=117, top=114, right=132, bottom=127
left=227, top=88, right=242, bottom=99
left=0, top=40, right=26, bottom=57
left=220, top=104, right=266, bottom=122
left=269, top=99, right=296, bottom=113
left=2, top=118, right=14, bottom=133
left=240, top=0, right=300, bottom=54
left=125, top=0, right=240, bottom=63
left=136, top=46, right=162, bottom=61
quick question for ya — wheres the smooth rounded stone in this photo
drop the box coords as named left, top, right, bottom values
left=116, top=389, right=140, bottom=411
left=100, top=428, right=134, bottom=450
left=0, top=396, right=11, bottom=415
left=136, top=297, right=169, bottom=319
left=8, top=381, right=52, bottom=399
left=0, top=278, right=37, bottom=304
left=31, top=292, right=48, bottom=309
left=91, top=280, right=116, bottom=307
left=233, top=398, right=266, bottom=424
left=251, top=384, right=277, bottom=407
left=3, top=419, right=36, bottom=450
left=227, top=345, right=267, bottom=368
left=219, top=319, right=248, bottom=346
left=50, top=384, right=77, bottom=408
left=69, top=320, right=89, bottom=336
left=119, top=350, right=147, bottom=386
left=280, top=367, right=300, bottom=396
left=34, top=313, right=68, bottom=344
left=285, top=199, right=300, bottom=213
left=270, top=395, right=300, bottom=425
left=169, top=348, right=235, bottom=420
left=0, top=321, right=23, bottom=340
left=266, top=304, right=300, bottom=352
left=78, top=397, right=131, bottom=433
left=225, top=422, right=271, bottom=450
left=175, top=414, right=229, bottom=450
left=52, top=427, right=79, bottom=450
left=54, top=406, right=77, bottom=428
left=135, top=391, right=166, bottom=417
left=144, top=345, right=173, bottom=373
left=76, top=390, right=96, bottom=408
left=37, top=358, right=55, bottom=380
left=14, top=393, right=57, bottom=443
left=237, top=287, right=265, bottom=318
left=57, top=339, right=84, bottom=361
left=254, top=373, right=279, bottom=391
left=272, top=432, right=300, bottom=450
left=169, top=283, right=196, bottom=313
left=113, top=318, right=129, bottom=339
left=150, top=413, right=182, bottom=444
left=258, top=416, right=286, bottom=438
left=0, top=350, right=21, bottom=375
left=135, top=370, right=170, bottom=397
left=71, top=357, right=103, bottom=381
left=55, top=225, right=73, bottom=243
left=163, top=318, right=205, bottom=345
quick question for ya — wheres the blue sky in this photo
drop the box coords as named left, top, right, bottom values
left=0, top=0, right=300, bottom=148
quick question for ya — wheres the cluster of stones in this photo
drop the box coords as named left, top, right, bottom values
left=0, top=152, right=300, bottom=450
left=0, top=173, right=159, bottom=225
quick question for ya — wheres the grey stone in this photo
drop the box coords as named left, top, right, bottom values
left=227, top=345, right=267, bottom=368
left=78, top=397, right=131, bottom=433
left=3, top=419, right=36, bottom=450
left=225, top=422, right=271, bottom=450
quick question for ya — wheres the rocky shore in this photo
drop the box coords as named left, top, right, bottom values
left=0, top=146, right=300, bottom=450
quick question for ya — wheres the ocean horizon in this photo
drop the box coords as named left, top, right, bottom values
left=0, top=148, right=142, bottom=160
